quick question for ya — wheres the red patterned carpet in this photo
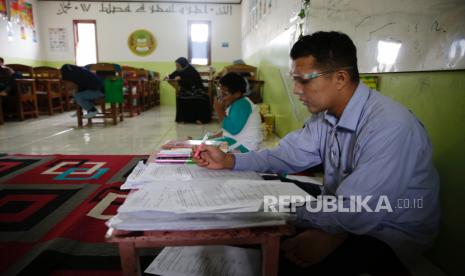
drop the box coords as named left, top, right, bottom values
left=0, top=154, right=158, bottom=275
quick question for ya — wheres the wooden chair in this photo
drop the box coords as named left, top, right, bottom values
left=6, top=64, right=39, bottom=120
left=78, top=63, right=124, bottom=126
left=220, top=64, right=258, bottom=80
left=194, top=65, right=215, bottom=106
left=121, top=66, right=142, bottom=117
left=247, top=79, right=265, bottom=104
left=56, top=69, right=76, bottom=111
left=218, top=64, right=264, bottom=104
left=148, top=71, right=161, bottom=106
left=0, top=69, right=9, bottom=124
left=136, top=68, right=151, bottom=110
left=33, top=66, right=63, bottom=115
left=59, top=79, right=75, bottom=111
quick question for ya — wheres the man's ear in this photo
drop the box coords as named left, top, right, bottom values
left=334, top=70, right=349, bottom=90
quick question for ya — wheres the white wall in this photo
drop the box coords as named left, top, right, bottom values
left=241, top=0, right=300, bottom=60
left=0, top=0, right=41, bottom=62
left=243, top=0, right=465, bottom=72
left=38, top=1, right=242, bottom=63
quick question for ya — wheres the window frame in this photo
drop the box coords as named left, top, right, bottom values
left=187, top=20, right=211, bottom=66
left=72, top=19, right=99, bottom=66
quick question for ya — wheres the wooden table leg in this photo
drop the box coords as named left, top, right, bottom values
left=111, top=103, right=117, bottom=125
left=77, top=105, right=83, bottom=127
left=119, top=242, right=141, bottom=276
left=261, top=237, right=281, bottom=276
left=119, top=103, right=124, bottom=122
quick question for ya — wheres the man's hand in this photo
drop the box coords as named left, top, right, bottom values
left=192, top=145, right=235, bottom=170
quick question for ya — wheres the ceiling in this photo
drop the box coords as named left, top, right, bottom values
left=38, top=0, right=242, bottom=4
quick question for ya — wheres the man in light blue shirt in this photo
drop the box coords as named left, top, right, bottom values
left=194, top=31, right=439, bottom=275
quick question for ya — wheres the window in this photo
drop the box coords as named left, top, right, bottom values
left=188, top=21, right=211, bottom=65
left=73, top=20, right=98, bottom=66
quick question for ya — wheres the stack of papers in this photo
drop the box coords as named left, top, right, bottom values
left=108, top=211, right=289, bottom=231
left=109, top=179, right=313, bottom=231
left=113, top=152, right=315, bottom=275
left=155, top=149, right=193, bottom=164
left=121, top=162, right=262, bottom=190
left=122, top=161, right=147, bottom=189
left=145, top=246, right=260, bottom=276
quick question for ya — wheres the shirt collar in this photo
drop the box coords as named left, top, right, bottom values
left=324, top=82, right=370, bottom=131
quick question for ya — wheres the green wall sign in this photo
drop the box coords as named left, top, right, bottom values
left=128, top=29, right=156, bottom=56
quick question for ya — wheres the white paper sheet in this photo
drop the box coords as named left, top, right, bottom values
left=118, top=179, right=311, bottom=214
left=120, top=161, right=147, bottom=189
left=107, top=213, right=288, bottom=231
left=141, top=163, right=193, bottom=181
left=121, top=163, right=263, bottom=190
left=145, top=246, right=260, bottom=276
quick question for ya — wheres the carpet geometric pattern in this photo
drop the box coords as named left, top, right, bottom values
left=0, top=154, right=157, bottom=275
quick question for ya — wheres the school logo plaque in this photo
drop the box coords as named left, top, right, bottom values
left=128, top=29, right=157, bottom=56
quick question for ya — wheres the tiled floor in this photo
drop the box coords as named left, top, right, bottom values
left=0, top=106, right=279, bottom=155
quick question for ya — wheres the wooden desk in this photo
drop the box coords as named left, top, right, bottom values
left=166, top=79, right=214, bottom=105
left=249, top=79, right=264, bottom=104
left=106, top=224, right=293, bottom=276
left=166, top=79, right=180, bottom=94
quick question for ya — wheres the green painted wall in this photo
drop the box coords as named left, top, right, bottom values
left=246, top=31, right=310, bottom=137
left=372, top=71, right=465, bottom=276
left=4, top=57, right=49, bottom=68
left=248, top=40, right=465, bottom=274
left=5, top=59, right=229, bottom=107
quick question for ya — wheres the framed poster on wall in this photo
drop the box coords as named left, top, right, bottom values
left=0, top=0, right=7, bottom=19
left=49, top=27, right=68, bottom=52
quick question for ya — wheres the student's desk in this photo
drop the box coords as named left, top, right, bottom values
left=106, top=224, right=293, bottom=276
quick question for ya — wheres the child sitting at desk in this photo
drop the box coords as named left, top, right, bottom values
left=0, top=57, right=16, bottom=97
left=212, top=72, right=262, bottom=152
left=60, top=64, right=104, bottom=119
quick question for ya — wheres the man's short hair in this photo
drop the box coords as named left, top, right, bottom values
left=219, top=72, right=247, bottom=95
left=290, top=31, right=360, bottom=82
left=0, top=57, right=4, bottom=64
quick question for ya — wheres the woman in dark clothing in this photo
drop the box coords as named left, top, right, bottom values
left=167, top=57, right=211, bottom=124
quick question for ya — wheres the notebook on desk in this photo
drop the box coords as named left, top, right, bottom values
left=161, top=139, right=228, bottom=151
left=155, top=148, right=193, bottom=163
left=155, top=156, right=194, bottom=164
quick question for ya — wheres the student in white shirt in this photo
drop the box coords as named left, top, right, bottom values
left=213, top=72, right=262, bottom=152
